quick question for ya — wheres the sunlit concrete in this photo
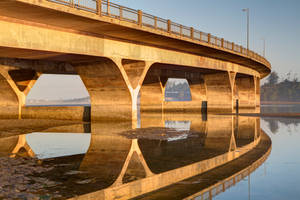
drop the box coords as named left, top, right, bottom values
left=0, top=65, right=39, bottom=118
left=0, top=0, right=271, bottom=121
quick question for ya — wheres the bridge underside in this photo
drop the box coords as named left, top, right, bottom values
left=0, top=13, right=263, bottom=122
left=0, top=56, right=260, bottom=122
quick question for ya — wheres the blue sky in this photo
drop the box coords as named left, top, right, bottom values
left=114, top=0, right=300, bottom=76
left=27, top=0, right=300, bottom=100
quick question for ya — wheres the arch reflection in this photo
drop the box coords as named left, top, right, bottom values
left=0, top=114, right=271, bottom=200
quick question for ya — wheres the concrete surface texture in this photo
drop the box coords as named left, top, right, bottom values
left=0, top=0, right=271, bottom=122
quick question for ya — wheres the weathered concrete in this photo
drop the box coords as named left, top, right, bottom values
left=74, top=58, right=151, bottom=123
left=22, top=106, right=91, bottom=121
left=205, top=72, right=233, bottom=112
left=234, top=75, right=256, bottom=110
left=75, top=59, right=132, bottom=121
left=0, top=65, right=39, bottom=118
left=0, top=0, right=271, bottom=121
left=0, top=0, right=271, bottom=76
left=140, top=69, right=166, bottom=113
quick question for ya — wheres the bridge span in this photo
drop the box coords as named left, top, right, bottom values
left=0, top=0, right=271, bottom=122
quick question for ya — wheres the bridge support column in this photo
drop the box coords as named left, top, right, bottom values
left=140, top=70, right=167, bottom=113
left=204, top=72, right=233, bottom=113
left=188, top=76, right=207, bottom=113
left=0, top=65, right=39, bottom=119
left=235, top=75, right=256, bottom=112
left=75, top=58, right=151, bottom=124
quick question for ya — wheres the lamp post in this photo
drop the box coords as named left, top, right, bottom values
left=262, top=37, right=266, bottom=57
left=242, top=8, right=249, bottom=50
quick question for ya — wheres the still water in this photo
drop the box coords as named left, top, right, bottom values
left=215, top=116, right=300, bottom=200
left=0, top=111, right=297, bottom=199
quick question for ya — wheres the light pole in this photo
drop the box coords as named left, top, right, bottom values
left=242, top=8, right=249, bottom=50
left=262, top=38, right=266, bottom=57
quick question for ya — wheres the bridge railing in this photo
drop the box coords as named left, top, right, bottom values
left=47, top=0, right=270, bottom=68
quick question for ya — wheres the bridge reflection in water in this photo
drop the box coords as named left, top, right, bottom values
left=0, top=114, right=271, bottom=200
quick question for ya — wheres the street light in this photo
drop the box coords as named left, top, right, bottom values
left=242, top=8, right=249, bottom=50
left=262, top=37, right=266, bottom=57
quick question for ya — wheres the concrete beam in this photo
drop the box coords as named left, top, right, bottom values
left=0, top=0, right=271, bottom=77
left=0, top=17, right=260, bottom=77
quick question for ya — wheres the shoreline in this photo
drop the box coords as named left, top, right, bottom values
left=261, top=101, right=300, bottom=105
left=236, top=112, right=300, bottom=118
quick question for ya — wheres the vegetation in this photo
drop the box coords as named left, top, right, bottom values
left=261, top=71, right=300, bottom=102
left=165, top=80, right=191, bottom=101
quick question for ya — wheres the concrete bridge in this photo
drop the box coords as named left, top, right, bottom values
left=0, top=0, right=271, bottom=122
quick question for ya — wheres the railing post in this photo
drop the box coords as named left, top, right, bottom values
left=167, top=20, right=171, bottom=33
left=154, top=17, right=157, bottom=29
left=190, top=27, right=194, bottom=39
left=240, top=46, right=243, bottom=53
left=232, top=42, right=234, bottom=51
left=221, top=38, right=224, bottom=48
left=180, top=25, right=183, bottom=36
left=138, top=10, right=143, bottom=26
left=200, top=31, right=202, bottom=41
left=119, top=6, right=123, bottom=20
left=107, top=0, right=110, bottom=16
left=97, top=0, right=102, bottom=16
left=70, top=0, right=75, bottom=8
left=208, top=33, right=211, bottom=43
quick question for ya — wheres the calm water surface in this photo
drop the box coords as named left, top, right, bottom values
left=0, top=111, right=298, bottom=199
left=215, top=116, right=300, bottom=200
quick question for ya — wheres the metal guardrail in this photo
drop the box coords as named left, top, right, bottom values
left=47, top=0, right=270, bottom=68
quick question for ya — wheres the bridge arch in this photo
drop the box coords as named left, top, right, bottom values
left=140, top=63, right=209, bottom=113
left=75, top=57, right=153, bottom=123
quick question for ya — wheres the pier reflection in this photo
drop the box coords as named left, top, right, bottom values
left=0, top=113, right=271, bottom=200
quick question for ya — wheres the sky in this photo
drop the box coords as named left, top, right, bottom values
left=27, top=0, right=300, bottom=100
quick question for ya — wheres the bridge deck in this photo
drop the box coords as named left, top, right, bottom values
left=0, top=0, right=270, bottom=77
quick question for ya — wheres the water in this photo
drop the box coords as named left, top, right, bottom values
left=215, top=117, right=300, bottom=200
left=261, top=104, right=300, bottom=113
left=0, top=111, right=297, bottom=199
